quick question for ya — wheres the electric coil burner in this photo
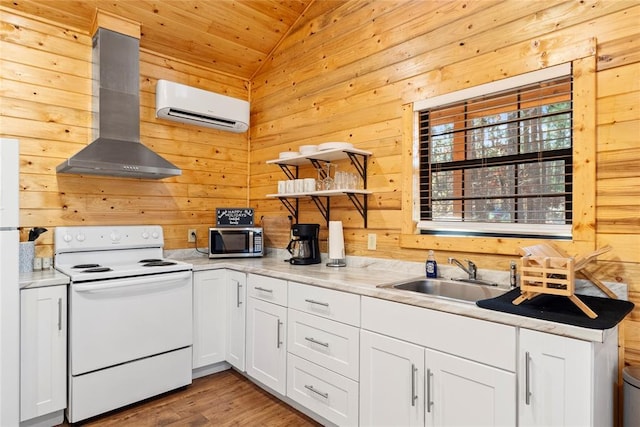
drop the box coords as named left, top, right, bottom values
left=55, top=225, right=193, bottom=423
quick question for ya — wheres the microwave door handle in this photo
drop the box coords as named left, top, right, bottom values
left=249, top=231, right=254, bottom=252
left=73, top=271, right=190, bottom=293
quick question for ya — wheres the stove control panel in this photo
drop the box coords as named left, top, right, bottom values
left=55, top=225, right=164, bottom=254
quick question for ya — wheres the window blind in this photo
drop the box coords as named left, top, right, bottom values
left=417, top=73, right=573, bottom=236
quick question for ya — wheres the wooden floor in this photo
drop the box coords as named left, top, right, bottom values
left=59, top=370, right=322, bottom=426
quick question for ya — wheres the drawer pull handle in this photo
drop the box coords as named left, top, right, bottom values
left=525, top=351, right=532, bottom=405
left=411, top=364, right=418, bottom=407
left=235, top=280, right=242, bottom=307
left=426, top=368, right=433, bottom=413
left=255, top=286, right=273, bottom=293
left=305, top=336, right=329, bottom=348
left=304, top=298, right=329, bottom=307
left=57, top=298, right=62, bottom=331
left=304, top=384, right=329, bottom=399
left=277, top=319, right=283, bottom=348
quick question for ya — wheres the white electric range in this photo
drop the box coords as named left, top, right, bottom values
left=55, top=225, right=193, bottom=423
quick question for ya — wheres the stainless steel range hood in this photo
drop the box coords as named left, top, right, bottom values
left=57, top=28, right=181, bottom=179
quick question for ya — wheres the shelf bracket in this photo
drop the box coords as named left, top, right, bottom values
left=278, top=197, right=299, bottom=222
left=346, top=192, right=368, bottom=228
left=308, top=158, right=329, bottom=179
left=310, top=196, right=330, bottom=226
left=278, top=164, right=298, bottom=181
left=346, top=152, right=368, bottom=187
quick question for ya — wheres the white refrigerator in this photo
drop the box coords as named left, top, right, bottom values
left=0, top=138, right=20, bottom=426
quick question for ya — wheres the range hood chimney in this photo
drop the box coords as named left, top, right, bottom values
left=57, top=27, right=181, bottom=179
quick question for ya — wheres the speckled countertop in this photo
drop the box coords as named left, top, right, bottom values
left=19, top=269, right=69, bottom=289
left=19, top=249, right=625, bottom=343
left=170, top=248, right=627, bottom=343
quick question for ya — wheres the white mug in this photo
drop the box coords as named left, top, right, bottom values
left=277, top=180, right=286, bottom=194
left=303, top=178, right=316, bottom=192
left=294, top=179, right=304, bottom=193
left=285, top=180, right=295, bottom=193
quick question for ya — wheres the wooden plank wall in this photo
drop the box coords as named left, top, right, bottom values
left=249, top=0, right=640, bottom=364
left=1, top=8, right=250, bottom=252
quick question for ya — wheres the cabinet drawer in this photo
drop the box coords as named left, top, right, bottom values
left=287, top=353, right=359, bottom=427
left=247, top=274, right=287, bottom=306
left=288, top=282, right=360, bottom=326
left=288, top=308, right=359, bottom=381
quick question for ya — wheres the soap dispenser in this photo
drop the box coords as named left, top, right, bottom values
left=426, top=250, right=438, bottom=278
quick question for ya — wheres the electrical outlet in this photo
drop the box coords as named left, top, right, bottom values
left=33, top=257, right=43, bottom=270
left=367, top=233, right=377, bottom=250
left=188, top=229, right=197, bottom=243
left=42, top=257, right=52, bottom=269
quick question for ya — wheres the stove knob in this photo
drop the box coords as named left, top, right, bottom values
left=141, top=231, right=150, bottom=239
left=76, top=233, right=86, bottom=242
left=63, top=233, right=73, bottom=243
left=110, top=231, right=121, bottom=242
left=151, top=231, right=160, bottom=239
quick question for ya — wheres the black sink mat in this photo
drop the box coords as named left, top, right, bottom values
left=476, top=288, right=634, bottom=329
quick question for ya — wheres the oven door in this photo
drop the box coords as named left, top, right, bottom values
left=69, top=271, right=192, bottom=376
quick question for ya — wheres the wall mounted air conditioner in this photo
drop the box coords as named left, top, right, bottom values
left=155, top=80, right=249, bottom=133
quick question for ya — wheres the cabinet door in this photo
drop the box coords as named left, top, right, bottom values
left=519, top=328, right=592, bottom=427
left=20, top=285, right=67, bottom=421
left=192, top=270, right=228, bottom=369
left=360, top=330, right=424, bottom=427
left=246, top=297, right=287, bottom=395
left=226, top=270, right=246, bottom=371
left=426, top=349, right=515, bottom=427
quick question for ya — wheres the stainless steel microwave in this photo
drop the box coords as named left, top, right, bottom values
left=208, top=227, right=263, bottom=258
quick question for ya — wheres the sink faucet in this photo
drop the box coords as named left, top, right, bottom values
left=448, top=257, right=477, bottom=280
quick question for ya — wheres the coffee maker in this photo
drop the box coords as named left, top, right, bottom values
left=286, top=223, right=321, bottom=265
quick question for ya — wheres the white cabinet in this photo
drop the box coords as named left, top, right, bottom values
left=518, top=327, right=618, bottom=427
left=360, top=296, right=516, bottom=427
left=360, top=330, right=515, bottom=427
left=20, top=285, right=67, bottom=423
left=192, top=270, right=227, bottom=370
left=226, top=270, right=246, bottom=371
left=425, top=348, right=515, bottom=426
left=246, top=274, right=287, bottom=395
left=360, top=330, right=424, bottom=427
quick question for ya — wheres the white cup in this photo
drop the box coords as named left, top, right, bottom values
left=285, top=180, right=295, bottom=193
left=277, top=180, right=286, bottom=194
left=303, top=178, right=316, bottom=192
left=294, top=179, right=304, bottom=193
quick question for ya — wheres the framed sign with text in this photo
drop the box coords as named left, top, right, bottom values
left=216, top=208, right=255, bottom=227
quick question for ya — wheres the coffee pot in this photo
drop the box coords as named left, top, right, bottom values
left=286, top=223, right=321, bottom=265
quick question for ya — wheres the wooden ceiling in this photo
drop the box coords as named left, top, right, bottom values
left=3, top=0, right=315, bottom=79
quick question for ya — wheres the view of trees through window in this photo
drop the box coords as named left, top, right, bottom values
left=419, top=76, right=573, bottom=228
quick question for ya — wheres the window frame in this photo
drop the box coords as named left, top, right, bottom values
left=416, top=64, right=573, bottom=237
left=400, top=58, right=596, bottom=256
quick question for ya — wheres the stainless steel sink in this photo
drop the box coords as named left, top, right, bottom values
left=378, top=278, right=508, bottom=303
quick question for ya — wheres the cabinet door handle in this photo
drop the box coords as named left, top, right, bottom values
left=234, top=280, right=242, bottom=307
left=426, top=368, right=433, bottom=413
left=411, top=363, right=418, bottom=407
left=304, top=298, right=329, bottom=307
left=305, top=336, right=329, bottom=348
left=255, top=286, right=273, bottom=293
left=57, top=298, right=62, bottom=331
left=304, top=384, right=329, bottom=399
left=276, top=319, right=283, bottom=348
left=525, top=351, right=532, bottom=405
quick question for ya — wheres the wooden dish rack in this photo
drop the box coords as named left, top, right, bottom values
left=512, top=243, right=614, bottom=319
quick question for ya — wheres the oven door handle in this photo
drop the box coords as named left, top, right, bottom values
left=73, top=271, right=191, bottom=293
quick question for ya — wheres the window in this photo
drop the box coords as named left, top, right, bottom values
left=414, top=64, right=573, bottom=238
